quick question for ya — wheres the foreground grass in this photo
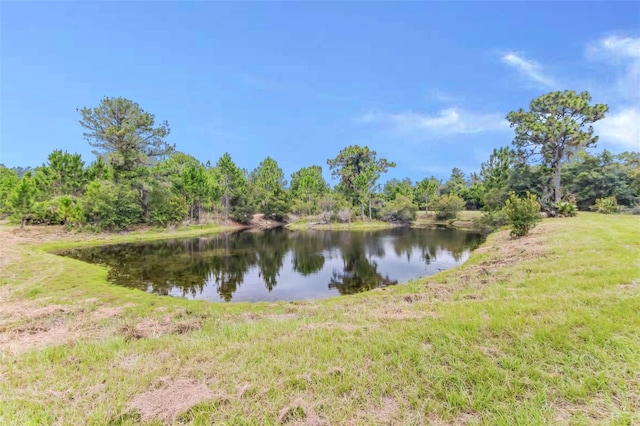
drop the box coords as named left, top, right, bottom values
left=0, top=214, right=638, bottom=424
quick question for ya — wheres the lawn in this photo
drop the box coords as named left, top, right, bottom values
left=0, top=213, right=638, bottom=424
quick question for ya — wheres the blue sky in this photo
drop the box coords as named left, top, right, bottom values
left=1, top=2, right=638, bottom=183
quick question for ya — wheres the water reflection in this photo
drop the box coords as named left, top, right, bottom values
left=59, top=227, right=484, bottom=302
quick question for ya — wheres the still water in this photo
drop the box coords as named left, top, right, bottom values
left=59, top=227, right=484, bottom=302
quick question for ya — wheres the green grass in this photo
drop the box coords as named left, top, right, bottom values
left=0, top=213, right=638, bottom=424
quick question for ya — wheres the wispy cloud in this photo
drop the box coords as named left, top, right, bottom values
left=593, top=35, right=640, bottom=59
left=587, top=35, right=640, bottom=151
left=597, top=106, right=640, bottom=150
left=500, top=51, right=558, bottom=89
left=589, top=35, right=640, bottom=101
left=357, top=108, right=509, bottom=136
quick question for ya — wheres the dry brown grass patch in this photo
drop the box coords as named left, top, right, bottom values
left=128, top=378, right=214, bottom=422
left=278, top=398, right=325, bottom=425
left=120, top=316, right=203, bottom=341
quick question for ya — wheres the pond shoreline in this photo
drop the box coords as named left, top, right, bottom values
left=1, top=214, right=638, bottom=423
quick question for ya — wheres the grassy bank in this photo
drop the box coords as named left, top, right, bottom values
left=286, top=210, right=484, bottom=231
left=1, top=214, right=638, bottom=424
left=285, top=219, right=399, bottom=231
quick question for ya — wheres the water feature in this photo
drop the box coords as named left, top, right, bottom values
left=59, top=227, right=484, bottom=302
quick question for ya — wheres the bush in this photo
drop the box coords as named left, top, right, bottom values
left=504, top=191, right=541, bottom=238
left=230, top=195, right=255, bottom=224
left=263, top=189, right=289, bottom=222
left=290, top=199, right=313, bottom=216
left=590, top=196, right=618, bottom=214
left=28, top=196, right=84, bottom=227
left=148, top=187, right=189, bottom=226
left=83, top=181, right=142, bottom=230
left=336, top=208, right=352, bottom=223
left=556, top=201, right=577, bottom=217
left=478, top=209, right=509, bottom=231
left=431, top=194, right=465, bottom=220
left=620, top=205, right=640, bottom=215
left=380, top=194, right=417, bottom=222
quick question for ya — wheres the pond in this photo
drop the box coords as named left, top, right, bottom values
left=59, top=227, right=484, bottom=302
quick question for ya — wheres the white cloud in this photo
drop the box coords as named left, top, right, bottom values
left=596, top=106, right=640, bottom=150
left=358, top=108, right=509, bottom=136
left=500, top=51, right=558, bottom=89
left=589, top=35, right=640, bottom=101
left=594, top=35, right=640, bottom=59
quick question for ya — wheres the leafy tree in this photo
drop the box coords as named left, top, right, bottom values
left=379, top=194, right=417, bottom=222
left=3, top=166, right=34, bottom=178
left=289, top=165, right=328, bottom=215
left=216, top=153, right=252, bottom=223
left=507, top=90, right=608, bottom=203
left=34, top=150, right=86, bottom=198
left=508, top=163, right=552, bottom=206
left=563, top=150, right=638, bottom=209
left=431, top=194, right=465, bottom=220
left=480, top=147, right=512, bottom=210
left=317, top=192, right=349, bottom=223
left=327, top=145, right=395, bottom=221
left=0, top=166, right=19, bottom=213
left=383, top=178, right=413, bottom=201
left=86, top=156, right=113, bottom=182
left=8, top=173, right=37, bottom=229
left=78, top=97, right=174, bottom=180
left=462, top=172, right=485, bottom=210
left=413, top=177, right=440, bottom=212
left=148, top=185, right=189, bottom=226
left=249, top=157, right=287, bottom=220
left=82, top=180, right=142, bottom=230
left=152, top=153, right=209, bottom=222
left=441, top=168, right=466, bottom=197
left=504, top=191, right=541, bottom=237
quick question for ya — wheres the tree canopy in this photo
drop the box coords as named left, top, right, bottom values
left=507, top=90, right=608, bottom=203
left=2, top=93, right=637, bottom=231
left=78, top=97, right=174, bottom=179
left=327, top=145, right=395, bottom=220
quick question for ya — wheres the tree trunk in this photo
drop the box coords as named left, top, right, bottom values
left=224, top=193, right=229, bottom=222
left=361, top=202, right=365, bottom=222
left=20, top=217, right=25, bottom=230
left=553, top=163, right=562, bottom=203
left=368, top=198, right=372, bottom=221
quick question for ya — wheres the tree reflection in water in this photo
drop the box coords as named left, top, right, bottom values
left=59, top=227, right=483, bottom=302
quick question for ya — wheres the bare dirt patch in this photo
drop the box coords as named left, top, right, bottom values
left=128, top=378, right=214, bottom=422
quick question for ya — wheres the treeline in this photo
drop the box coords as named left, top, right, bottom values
left=1, top=92, right=638, bottom=230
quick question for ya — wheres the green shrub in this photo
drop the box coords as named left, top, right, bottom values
left=556, top=201, right=577, bottom=217
left=263, top=189, right=289, bottom=222
left=82, top=181, right=142, bottom=230
left=148, top=187, right=188, bottom=226
left=590, top=196, right=618, bottom=214
left=478, top=209, right=509, bottom=231
left=504, top=191, right=541, bottom=238
left=29, top=196, right=84, bottom=227
left=380, top=194, right=417, bottom=222
left=431, top=194, right=465, bottom=220
left=230, top=195, right=255, bottom=224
